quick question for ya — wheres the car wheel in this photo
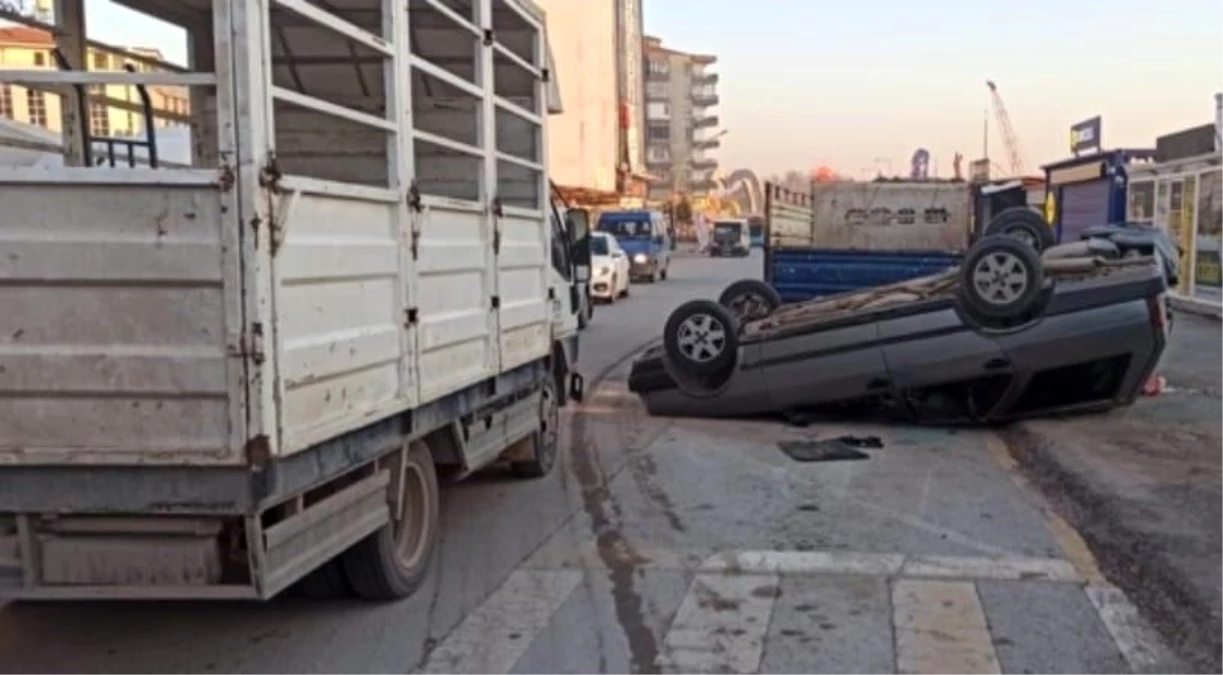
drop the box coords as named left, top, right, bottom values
left=663, top=300, right=739, bottom=376
left=959, top=236, right=1045, bottom=321
left=660, top=265, right=668, bottom=280
left=718, top=279, right=783, bottom=323
left=984, top=207, right=1056, bottom=252
left=341, top=441, right=439, bottom=600
left=510, top=376, right=560, bottom=479
left=620, top=279, right=630, bottom=298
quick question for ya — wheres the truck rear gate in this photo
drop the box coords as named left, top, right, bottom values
left=0, top=0, right=571, bottom=600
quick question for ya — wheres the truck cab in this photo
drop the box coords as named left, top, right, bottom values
left=596, top=209, right=671, bottom=283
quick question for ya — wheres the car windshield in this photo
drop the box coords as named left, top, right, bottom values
left=590, top=236, right=609, bottom=255
left=714, top=222, right=741, bottom=235
left=600, top=219, right=653, bottom=238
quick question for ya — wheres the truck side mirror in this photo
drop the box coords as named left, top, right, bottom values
left=566, top=208, right=592, bottom=267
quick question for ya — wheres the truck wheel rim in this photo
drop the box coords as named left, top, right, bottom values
left=677, top=314, right=727, bottom=362
left=394, top=461, right=431, bottom=569
left=972, top=252, right=1028, bottom=305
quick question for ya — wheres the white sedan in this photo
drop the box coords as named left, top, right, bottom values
left=590, top=231, right=631, bottom=302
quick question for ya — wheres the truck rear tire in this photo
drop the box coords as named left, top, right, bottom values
left=341, top=441, right=440, bottom=601
left=510, top=376, right=560, bottom=479
left=293, top=558, right=353, bottom=599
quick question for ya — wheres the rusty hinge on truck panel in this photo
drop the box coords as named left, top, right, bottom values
left=245, top=434, right=271, bottom=470
left=482, top=28, right=494, bottom=46
left=228, top=321, right=266, bottom=365
left=405, top=308, right=418, bottom=326
left=258, top=154, right=282, bottom=190
left=217, top=161, right=236, bottom=191
left=491, top=295, right=500, bottom=310
left=492, top=227, right=502, bottom=255
left=407, top=181, right=422, bottom=212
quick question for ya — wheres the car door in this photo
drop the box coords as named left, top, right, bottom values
left=878, top=304, right=1014, bottom=414
left=752, top=319, right=890, bottom=409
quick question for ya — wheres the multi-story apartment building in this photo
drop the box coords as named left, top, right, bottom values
left=0, top=25, right=189, bottom=138
left=643, top=35, right=720, bottom=201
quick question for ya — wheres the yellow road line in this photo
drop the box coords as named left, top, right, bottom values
left=983, top=432, right=1106, bottom=585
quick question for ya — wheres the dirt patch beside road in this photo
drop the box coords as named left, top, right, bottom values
left=1004, top=313, right=1222, bottom=673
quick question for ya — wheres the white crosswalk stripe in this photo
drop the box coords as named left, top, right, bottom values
left=418, top=569, right=583, bottom=674
left=419, top=548, right=1175, bottom=674
left=658, top=572, right=779, bottom=674
left=892, top=579, right=1001, bottom=674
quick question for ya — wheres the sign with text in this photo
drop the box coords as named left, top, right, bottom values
left=1069, top=116, right=1102, bottom=155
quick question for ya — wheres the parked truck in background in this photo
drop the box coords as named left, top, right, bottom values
left=0, top=0, right=589, bottom=601
left=764, top=180, right=971, bottom=302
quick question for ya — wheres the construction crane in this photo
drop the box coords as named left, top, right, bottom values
left=986, top=80, right=1027, bottom=176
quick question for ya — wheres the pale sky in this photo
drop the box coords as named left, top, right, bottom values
left=40, top=0, right=1223, bottom=178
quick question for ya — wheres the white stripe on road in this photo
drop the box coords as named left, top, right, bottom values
left=698, top=550, right=1081, bottom=582
left=900, top=554, right=1080, bottom=582
left=659, top=572, right=779, bottom=674
left=892, top=579, right=1001, bottom=675
left=418, top=570, right=583, bottom=674
left=1085, top=584, right=1180, bottom=673
left=700, top=549, right=905, bottom=577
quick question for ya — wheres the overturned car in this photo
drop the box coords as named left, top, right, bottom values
left=628, top=230, right=1174, bottom=424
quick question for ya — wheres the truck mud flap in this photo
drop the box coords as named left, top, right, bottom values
left=569, top=372, right=585, bottom=402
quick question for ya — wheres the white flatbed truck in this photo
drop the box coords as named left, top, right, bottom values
left=0, top=0, right=590, bottom=601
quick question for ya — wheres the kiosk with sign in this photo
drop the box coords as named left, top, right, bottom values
left=1043, top=149, right=1157, bottom=244
left=1041, top=117, right=1158, bottom=243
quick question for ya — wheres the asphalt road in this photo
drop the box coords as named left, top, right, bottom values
left=0, top=250, right=1188, bottom=673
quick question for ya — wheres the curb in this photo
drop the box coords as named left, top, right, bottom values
left=1170, top=296, right=1222, bottom=321
left=1001, top=423, right=1221, bottom=673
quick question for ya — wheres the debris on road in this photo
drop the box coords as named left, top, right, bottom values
left=777, top=436, right=882, bottom=463
left=1142, top=374, right=1167, bottom=396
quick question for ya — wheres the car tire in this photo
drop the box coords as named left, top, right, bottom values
left=663, top=300, right=739, bottom=376
left=718, top=279, right=783, bottom=323
left=510, top=376, right=560, bottom=479
left=660, top=266, right=669, bottom=281
left=340, top=441, right=439, bottom=601
left=620, top=280, right=630, bottom=298
left=959, top=236, right=1045, bottom=321
left=984, top=207, right=1056, bottom=252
